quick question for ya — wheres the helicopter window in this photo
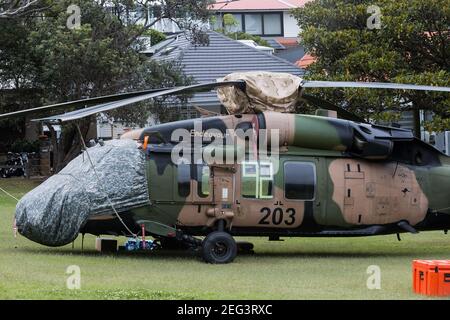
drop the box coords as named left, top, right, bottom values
left=177, top=164, right=191, bottom=197
left=284, top=162, right=316, bottom=200
left=197, top=165, right=210, bottom=198
left=242, top=161, right=273, bottom=199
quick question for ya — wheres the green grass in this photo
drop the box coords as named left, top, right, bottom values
left=1, top=178, right=449, bottom=300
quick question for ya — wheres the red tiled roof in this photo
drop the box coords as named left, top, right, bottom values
left=276, top=37, right=299, bottom=46
left=210, top=0, right=312, bottom=11
left=295, top=53, right=316, bottom=68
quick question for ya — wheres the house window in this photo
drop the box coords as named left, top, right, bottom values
left=284, top=162, right=316, bottom=200
left=242, top=161, right=273, bottom=199
left=245, top=13, right=263, bottom=35
left=263, top=13, right=282, bottom=35
left=230, top=13, right=243, bottom=32
left=213, top=14, right=223, bottom=30
left=215, top=12, right=283, bottom=36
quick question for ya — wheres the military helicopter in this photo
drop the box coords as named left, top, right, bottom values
left=2, top=71, right=450, bottom=264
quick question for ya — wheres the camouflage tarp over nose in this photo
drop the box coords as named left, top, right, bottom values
left=15, top=139, right=150, bottom=247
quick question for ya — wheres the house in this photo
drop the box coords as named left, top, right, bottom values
left=209, top=0, right=310, bottom=40
left=123, top=1, right=310, bottom=62
left=151, top=30, right=305, bottom=116
left=97, top=30, right=304, bottom=139
left=209, top=0, right=311, bottom=62
left=131, top=0, right=310, bottom=41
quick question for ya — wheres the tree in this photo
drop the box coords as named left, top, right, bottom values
left=0, top=0, right=210, bottom=169
left=143, top=28, right=166, bottom=46
left=108, top=0, right=212, bottom=42
left=0, top=0, right=42, bottom=17
left=0, top=10, right=43, bottom=152
left=292, top=0, right=449, bottom=136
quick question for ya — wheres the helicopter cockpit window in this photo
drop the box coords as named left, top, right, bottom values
left=284, top=162, right=316, bottom=200
left=197, top=165, right=210, bottom=198
left=177, top=164, right=191, bottom=197
left=242, top=161, right=273, bottom=199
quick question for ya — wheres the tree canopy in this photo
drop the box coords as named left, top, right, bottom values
left=0, top=0, right=211, bottom=166
left=292, top=0, right=449, bottom=135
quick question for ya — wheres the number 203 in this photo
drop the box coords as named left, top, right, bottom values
left=259, top=207, right=296, bottom=225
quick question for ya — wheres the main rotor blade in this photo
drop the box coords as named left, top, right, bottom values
left=34, top=81, right=246, bottom=122
left=302, top=81, right=450, bottom=92
left=0, top=87, right=171, bottom=119
left=301, top=94, right=366, bottom=123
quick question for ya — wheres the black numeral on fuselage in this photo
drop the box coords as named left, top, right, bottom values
left=259, top=207, right=296, bottom=225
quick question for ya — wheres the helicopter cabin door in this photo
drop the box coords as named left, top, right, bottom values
left=233, top=161, right=278, bottom=228
left=235, top=159, right=316, bottom=229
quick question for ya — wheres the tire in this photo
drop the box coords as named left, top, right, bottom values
left=201, top=231, right=237, bottom=264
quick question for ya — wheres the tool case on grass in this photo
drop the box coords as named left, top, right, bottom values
left=413, top=260, right=450, bottom=296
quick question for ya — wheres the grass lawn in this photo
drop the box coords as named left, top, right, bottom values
left=0, top=178, right=449, bottom=300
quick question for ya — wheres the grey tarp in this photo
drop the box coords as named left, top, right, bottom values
left=15, top=139, right=150, bottom=246
left=217, top=71, right=303, bottom=114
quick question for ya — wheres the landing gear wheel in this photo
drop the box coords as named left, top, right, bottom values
left=201, top=231, right=237, bottom=264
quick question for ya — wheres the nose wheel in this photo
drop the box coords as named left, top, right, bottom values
left=201, top=231, right=237, bottom=264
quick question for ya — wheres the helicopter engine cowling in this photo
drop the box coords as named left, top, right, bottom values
left=260, top=112, right=413, bottom=160
left=131, top=112, right=414, bottom=161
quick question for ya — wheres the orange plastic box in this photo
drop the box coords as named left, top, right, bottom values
left=413, top=260, right=450, bottom=296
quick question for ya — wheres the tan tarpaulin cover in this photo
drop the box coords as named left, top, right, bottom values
left=217, top=71, right=303, bottom=114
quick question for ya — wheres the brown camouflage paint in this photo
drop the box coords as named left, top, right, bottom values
left=328, top=159, right=428, bottom=226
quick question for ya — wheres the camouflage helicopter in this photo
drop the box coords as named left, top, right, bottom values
left=2, top=72, right=450, bottom=264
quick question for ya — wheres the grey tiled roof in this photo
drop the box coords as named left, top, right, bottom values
left=152, top=31, right=304, bottom=109
left=151, top=34, right=190, bottom=62
left=265, top=38, right=286, bottom=50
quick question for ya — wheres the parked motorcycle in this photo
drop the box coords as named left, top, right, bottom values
left=0, top=152, right=29, bottom=178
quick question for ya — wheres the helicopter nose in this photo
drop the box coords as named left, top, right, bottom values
left=15, top=175, right=91, bottom=247
left=15, top=139, right=148, bottom=247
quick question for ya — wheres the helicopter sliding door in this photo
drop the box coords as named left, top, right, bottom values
left=281, top=159, right=318, bottom=230
left=233, top=161, right=278, bottom=228
left=234, top=158, right=317, bottom=229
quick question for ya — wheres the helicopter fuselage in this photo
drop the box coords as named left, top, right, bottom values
left=80, top=113, right=450, bottom=239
